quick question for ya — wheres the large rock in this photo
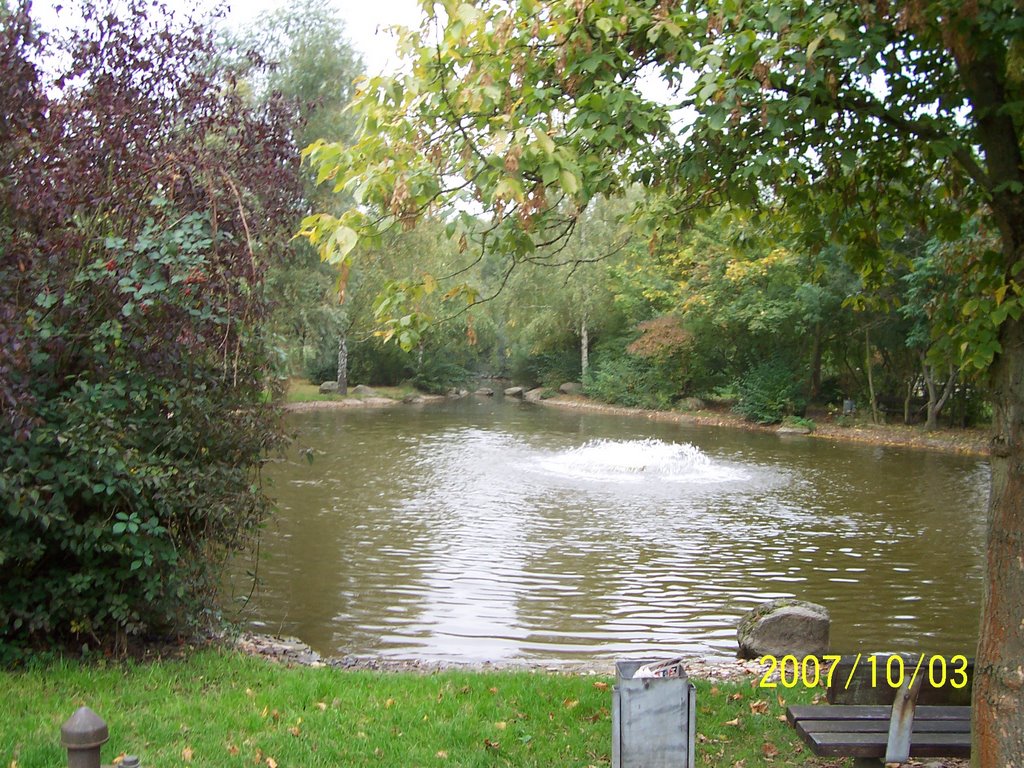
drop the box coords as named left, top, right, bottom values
left=678, top=396, right=706, bottom=412
left=475, top=387, right=495, bottom=396
left=318, top=381, right=340, bottom=394
left=504, top=386, right=525, bottom=398
left=736, top=598, right=830, bottom=660
left=351, top=384, right=377, bottom=396
left=525, top=387, right=546, bottom=401
left=559, top=382, right=583, bottom=395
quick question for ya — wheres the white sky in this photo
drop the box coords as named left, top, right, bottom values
left=32, top=0, right=427, bottom=77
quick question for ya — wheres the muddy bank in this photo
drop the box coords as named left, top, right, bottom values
left=535, top=394, right=990, bottom=457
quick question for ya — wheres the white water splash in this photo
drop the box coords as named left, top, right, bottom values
left=541, top=438, right=741, bottom=484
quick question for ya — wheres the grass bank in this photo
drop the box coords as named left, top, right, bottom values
left=4, top=649, right=831, bottom=767
left=284, top=380, right=420, bottom=404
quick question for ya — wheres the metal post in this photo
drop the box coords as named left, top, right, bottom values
left=60, top=707, right=108, bottom=768
left=121, top=757, right=141, bottom=768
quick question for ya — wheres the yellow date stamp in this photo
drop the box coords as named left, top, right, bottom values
left=757, top=653, right=970, bottom=690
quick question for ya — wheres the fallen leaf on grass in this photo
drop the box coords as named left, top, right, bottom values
left=245, top=688, right=255, bottom=698
left=315, top=701, right=327, bottom=711
left=488, top=687, right=498, bottom=694
left=494, top=721, right=507, bottom=730
left=484, top=739, right=500, bottom=751
left=252, top=748, right=263, bottom=765
left=385, top=698, right=396, bottom=709
left=776, top=694, right=785, bottom=707
left=762, top=742, right=779, bottom=758
left=593, top=681, right=609, bottom=691
left=112, top=756, right=125, bottom=766
left=435, top=750, right=448, bottom=759
left=777, top=714, right=788, bottom=722
left=748, top=699, right=769, bottom=714
left=729, top=692, right=743, bottom=701
left=266, top=758, right=278, bottom=768
left=288, top=725, right=301, bottom=737
left=563, top=698, right=579, bottom=709
left=723, top=717, right=740, bottom=726
left=181, top=747, right=193, bottom=762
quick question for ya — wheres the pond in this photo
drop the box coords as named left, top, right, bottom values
left=233, top=396, right=988, bottom=664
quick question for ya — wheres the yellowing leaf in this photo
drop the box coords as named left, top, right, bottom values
left=316, top=701, right=327, bottom=711
left=181, top=747, right=194, bottom=762
left=436, top=751, right=449, bottom=759
left=227, top=744, right=240, bottom=756
left=593, top=681, right=609, bottom=691
left=494, top=721, right=507, bottom=730
left=532, top=125, right=555, bottom=156
left=559, top=169, right=580, bottom=195
left=749, top=699, right=769, bottom=714
left=385, top=698, right=396, bottom=709
left=724, top=717, right=740, bottom=726
left=266, top=758, right=278, bottom=768
left=762, top=742, right=780, bottom=758
left=563, top=698, right=579, bottom=709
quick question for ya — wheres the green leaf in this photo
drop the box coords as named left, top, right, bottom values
left=559, top=169, right=580, bottom=195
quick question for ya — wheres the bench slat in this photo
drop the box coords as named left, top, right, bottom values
left=795, top=719, right=970, bottom=734
left=798, top=731, right=971, bottom=759
left=788, top=704, right=970, bottom=724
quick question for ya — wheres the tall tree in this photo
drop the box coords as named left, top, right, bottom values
left=228, top=0, right=363, bottom=387
left=304, top=2, right=1024, bottom=760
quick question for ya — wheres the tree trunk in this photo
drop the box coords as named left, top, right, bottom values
left=581, top=315, right=589, bottom=380
left=921, top=354, right=957, bottom=432
left=809, top=322, right=822, bottom=402
left=975, top=315, right=1024, bottom=766
left=953, top=35, right=1024, bottom=765
left=865, top=327, right=879, bottom=424
left=336, top=333, right=348, bottom=395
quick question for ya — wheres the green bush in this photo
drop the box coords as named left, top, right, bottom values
left=0, top=6, right=294, bottom=658
left=411, top=357, right=473, bottom=394
left=509, top=347, right=581, bottom=389
left=583, top=353, right=678, bottom=410
left=734, top=362, right=806, bottom=424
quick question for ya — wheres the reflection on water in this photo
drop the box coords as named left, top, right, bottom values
left=232, top=397, right=989, bottom=663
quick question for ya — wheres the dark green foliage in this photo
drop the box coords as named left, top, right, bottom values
left=304, top=336, right=414, bottom=387
left=0, top=2, right=297, bottom=656
left=734, top=362, right=807, bottom=424
left=411, top=357, right=472, bottom=394
left=583, top=352, right=678, bottom=410
left=509, top=348, right=581, bottom=389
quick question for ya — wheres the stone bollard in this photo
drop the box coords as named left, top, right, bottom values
left=60, top=707, right=108, bottom=768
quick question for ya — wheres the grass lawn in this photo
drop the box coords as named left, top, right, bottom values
left=284, top=380, right=419, bottom=404
left=1, top=649, right=835, bottom=767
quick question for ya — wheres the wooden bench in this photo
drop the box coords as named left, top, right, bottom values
left=786, top=654, right=972, bottom=767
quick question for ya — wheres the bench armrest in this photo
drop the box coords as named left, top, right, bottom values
left=885, top=670, right=925, bottom=763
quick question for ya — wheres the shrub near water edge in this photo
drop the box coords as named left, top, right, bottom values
left=0, top=3, right=297, bottom=658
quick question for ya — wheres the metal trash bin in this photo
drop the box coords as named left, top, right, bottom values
left=611, top=659, right=696, bottom=768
